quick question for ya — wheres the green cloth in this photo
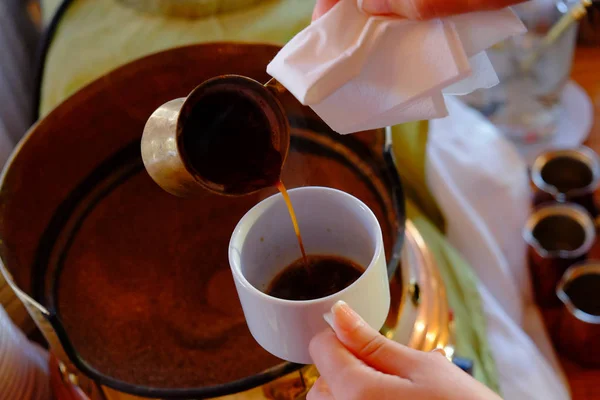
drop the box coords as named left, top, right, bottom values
left=40, top=0, right=499, bottom=393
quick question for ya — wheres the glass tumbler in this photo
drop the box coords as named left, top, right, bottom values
left=463, top=0, right=581, bottom=145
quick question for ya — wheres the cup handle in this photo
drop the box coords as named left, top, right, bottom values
left=323, top=311, right=334, bottom=329
left=264, top=78, right=287, bottom=96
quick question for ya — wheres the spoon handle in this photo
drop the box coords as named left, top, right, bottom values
left=521, top=0, right=593, bottom=72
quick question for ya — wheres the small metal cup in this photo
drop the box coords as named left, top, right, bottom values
left=524, top=202, right=596, bottom=307
left=531, top=147, right=600, bottom=217
left=555, top=262, right=600, bottom=367
left=141, top=75, right=289, bottom=197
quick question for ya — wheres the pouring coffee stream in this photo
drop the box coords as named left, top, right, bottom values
left=141, top=75, right=311, bottom=266
left=276, top=181, right=309, bottom=265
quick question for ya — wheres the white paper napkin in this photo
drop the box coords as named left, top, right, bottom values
left=267, top=0, right=526, bottom=134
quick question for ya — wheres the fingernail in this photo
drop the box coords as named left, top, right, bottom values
left=359, top=0, right=391, bottom=14
left=431, top=348, right=447, bottom=357
left=331, top=300, right=365, bottom=333
left=360, top=0, right=421, bottom=19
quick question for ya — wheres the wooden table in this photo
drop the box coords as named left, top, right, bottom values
left=573, top=47, right=600, bottom=152
left=551, top=46, right=600, bottom=400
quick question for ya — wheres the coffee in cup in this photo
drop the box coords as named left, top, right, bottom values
left=267, top=255, right=364, bottom=301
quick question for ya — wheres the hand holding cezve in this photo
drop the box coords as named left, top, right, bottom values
left=313, top=0, right=525, bottom=20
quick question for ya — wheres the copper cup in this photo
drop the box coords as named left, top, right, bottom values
left=555, top=262, right=600, bottom=367
left=524, top=202, right=596, bottom=307
left=531, top=147, right=600, bottom=217
left=141, top=75, right=289, bottom=197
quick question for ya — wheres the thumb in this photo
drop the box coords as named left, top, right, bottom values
left=313, top=0, right=340, bottom=20
left=327, top=301, right=419, bottom=376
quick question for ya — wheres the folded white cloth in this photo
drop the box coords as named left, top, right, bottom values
left=427, top=97, right=570, bottom=400
left=267, top=0, right=526, bottom=134
left=427, top=98, right=531, bottom=322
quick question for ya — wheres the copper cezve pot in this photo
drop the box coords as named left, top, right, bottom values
left=555, top=262, right=600, bottom=367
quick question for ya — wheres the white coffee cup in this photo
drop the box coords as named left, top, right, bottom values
left=229, top=186, right=390, bottom=364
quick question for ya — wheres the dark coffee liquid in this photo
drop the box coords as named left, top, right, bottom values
left=532, top=215, right=586, bottom=251
left=541, top=157, right=594, bottom=193
left=564, top=274, right=600, bottom=316
left=181, top=90, right=282, bottom=194
left=267, top=255, right=363, bottom=301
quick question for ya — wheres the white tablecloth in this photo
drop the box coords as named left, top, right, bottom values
left=427, top=97, right=571, bottom=400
